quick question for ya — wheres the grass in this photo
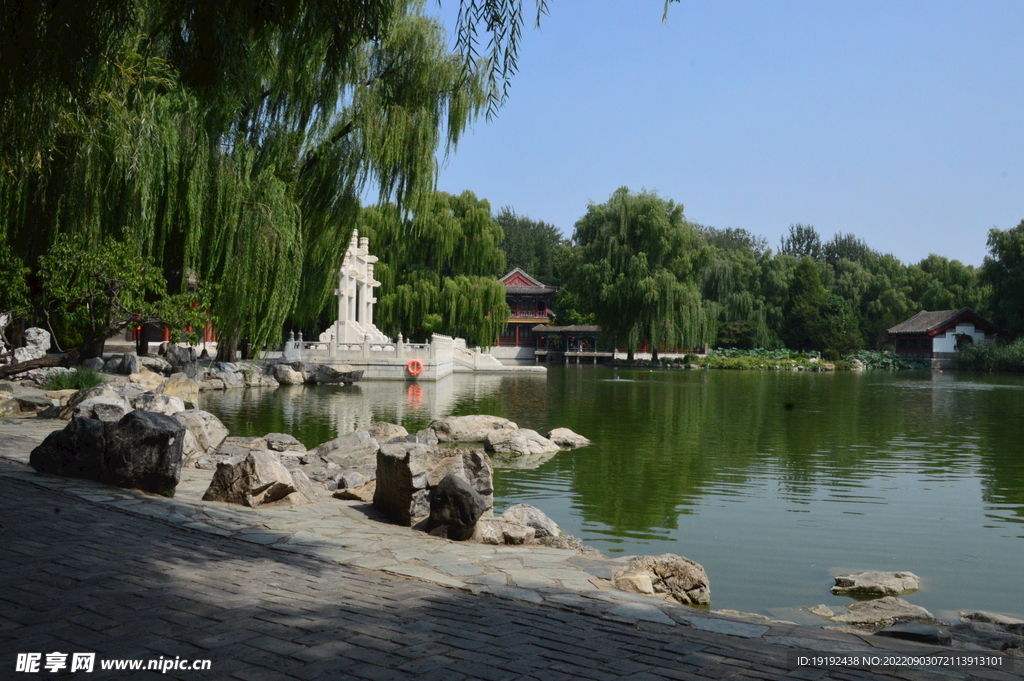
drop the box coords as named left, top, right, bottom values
left=39, top=367, right=105, bottom=391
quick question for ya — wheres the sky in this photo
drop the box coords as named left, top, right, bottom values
left=430, top=1, right=1024, bottom=266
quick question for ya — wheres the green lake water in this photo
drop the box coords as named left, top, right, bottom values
left=199, top=366, right=1024, bottom=618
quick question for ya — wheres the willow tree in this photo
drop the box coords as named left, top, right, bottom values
left=358, top=191, right=509, bottom=345
left=565, top=187, right=713, bottom=360
left=1, top=1, right=495, bottom=360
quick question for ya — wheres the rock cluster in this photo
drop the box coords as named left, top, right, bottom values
left=831, top=571, right=920, bottom=596
left=29, top=411, right=185, bottom=496
left=202, top=451, right=317, bottom=507
left=425, top=414, right=590, bottom=461
left=612, top=554, right=711, bottom=606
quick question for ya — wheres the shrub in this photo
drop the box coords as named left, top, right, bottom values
left=955, top=339, right=1024, bottom=372
left=40, top=367, right=105, bottom=391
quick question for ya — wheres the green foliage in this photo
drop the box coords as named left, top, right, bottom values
left=37, top=233, right=204, bottom=357
left=982, top=220, right=1024, bottom=336
left=955, top=339, right=1024, bottom=372
left=494, top=207, right=565, bottom=283
left=823, top=232, right=873, bottom=266
left=359, top=191, right=509, bottom=345
left=0, top=235, right=30, bottom=317
left=564, top=187, right=713, bottom=355
left=39, top=368, right=105, bottom=391
left=779, top=224, right=823, bottom=260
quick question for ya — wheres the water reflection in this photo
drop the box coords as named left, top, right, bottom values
left=198, top=367, right=1024, bottom=615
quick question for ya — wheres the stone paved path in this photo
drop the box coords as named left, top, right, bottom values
left=1, top=418, right=1020, bottom=680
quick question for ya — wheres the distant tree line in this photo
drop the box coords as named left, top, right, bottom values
left=494, top=187, right=1024, bottom=358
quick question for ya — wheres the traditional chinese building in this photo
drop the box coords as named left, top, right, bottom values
left=497, top=268, right=556, bottom=348
left=887, top=308, right=1002, bottom=365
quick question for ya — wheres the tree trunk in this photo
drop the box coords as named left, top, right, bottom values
left=136, top=332, right=149, bottom=357
left=79, top=336, right=107, bottom=361
left=216, top=328, right=239, bottom=362
left=0, top=351, right=79, bottom=379
left=626, top=347, right=635, bottom=363
left=651, top=347, right=659, bottom=363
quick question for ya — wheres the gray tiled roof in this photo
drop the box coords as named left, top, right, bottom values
left=886, top=307, right=1002, bottom=335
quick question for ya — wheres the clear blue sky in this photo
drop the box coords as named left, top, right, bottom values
left=431, top=1, right=1024, bottom=266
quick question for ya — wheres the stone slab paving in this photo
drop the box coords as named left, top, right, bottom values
left=1, top=417, right=1020, bottom=680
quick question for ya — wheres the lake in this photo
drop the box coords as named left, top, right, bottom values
left=199, top=366, right=1024, bottom=618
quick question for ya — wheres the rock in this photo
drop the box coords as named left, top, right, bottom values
left=273, top=364, right=305, bottom=385
left=23, top=366, right=73, bottom=384
left=180, top=429, right=202, bottom=466
left=44, top=389, right=79, bottom=406
left=173, top=410, right=228, bottom=458
left=12, top=388, right=58, bottom=413
left=337, top=470, right=369, bottom=489
left=831, top=571, right=920, bottom=597
left=484, top=428, right=560, bottom=456
left=81, top=357, right=105, bottom=372
left=264, top=432, right=306, bottom=452
left=72, top=395, right=132, bottom=422
left=876, top=622, right=951, bottom=645
left=310, top=430, right=379, bottom=467
left=216, top=436, right=268, bottom=454
left=501, top=504, right=560, bottom=538
left=430, top=415, right=518, bottom=443
left=537, top=534, right=592, bottom=552
left=138, top=356, right=172, bottom=375
left=0, top=395, right=19, bottom=416
left=425, top=474, right=489, bottom=540
left=831, top=597, right=933, bottom=625
left=30, top=411, right=185, bottom=496
left=807, top=605, right=835, bottom=618
left=130, top=393, right=186, bottom=416
left=949, top=621, right=1024, bottom=651
left=372, top=443, right=493, bottom=526
left=59, top=383, right=122, bottom=418
left=24, top=327, right=51, bottom=353
left=312, top=363, right=361, bottom=384
left=102, top=357, right=121, bottom=373
left=473, top=518, right=535, bottom=545
left=210, top=370, right=244, bottom=389
left=546, top=427, right=592, bottom=449
left=118, top=353, right=139, bottom=376
left=162, top=344, right=200, bottom=379
left=386, top=428, right=439, bottom=446
left=199, top=379, right=225, bottom=391
left=244, top=372, right=278, bottom=388
left=850, top=358, right=866, bottom=371
left=210, top=361, right=239, bottom=373
left=128, top=371, right=165, bottom=391
left=960, top=611, right=1024, bottom=627
left=333, top=480, right=376, bottom=503
left=156, top=373, right=200, bottom=409
left=202, top=450, right=316, bottom=507
left=13, top=327, right=50, bottom=363
left=613, top=554, right=711, bottom=606
left=614, top=571, right=655, bottom=595
left=364, top=422, right=408, bottom=442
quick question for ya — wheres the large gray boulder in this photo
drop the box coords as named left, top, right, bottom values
left=473, top=519, right=535, bottom=545
left=11, top=386, right=59, bottom=413
left=831, top=571, right=920, bottom=597
left=162, top=344, right=200, bottom=379
left=312, top=364, right=362, bottom=384
left=59, top=383, right=122, bottom=419
left=831, top=597, right=933, bottom=625
left=130, top=393, right=186, bottom=416
left=156, top=373, right=199, bottom=409
left=210, top=369, right=244, bottom=389
left=430, top=415, right=518, bottom=443
left=72, top=395, right=132, bottom=422
left=426, top=474, right=489, bottom=540
left=546, top=427, right=592, bottom=449
left=30, top=411, right=185, bottom=496
left=364, top=422, right=408, bottom=442
left=195, top=435, right=267, bottom=469
left=81, top=357, right=105, bottom=373
left=372, top=443, right=493, bottom=526
left=202, top=450, right=317, bottom=507
left=138, top=356, right=172, bottom=375
left=264, top=432, right=306, bottom=453
left=485, top=428, right=560, bottom=456
left=501, top=504, right=560, bottom=538
left=117, top=353, right=140, bottom=376
left=13, top=327, right=50, bottom=363
left=310, top=430, right=379, bottom=467
left=173, top=410, right=228, bottom=460
left=612, top=554, right=711, bottom=606
left=272, top=363, right=305, bottom=385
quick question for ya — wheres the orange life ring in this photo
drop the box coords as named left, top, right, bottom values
left=406, top=359, right=424, bottom=376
